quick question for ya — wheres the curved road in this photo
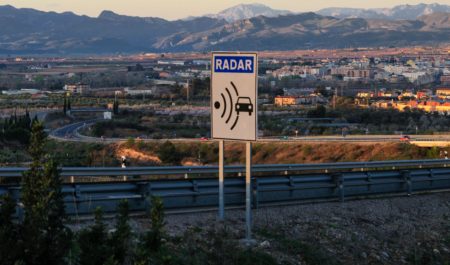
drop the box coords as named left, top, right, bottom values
left=50, top=119, right=100, bottom=141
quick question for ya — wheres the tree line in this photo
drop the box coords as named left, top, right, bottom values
left=0, top=110, right=37, bottom=145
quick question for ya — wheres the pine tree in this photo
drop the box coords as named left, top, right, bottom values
left=78, top=207, right=111, bottom=265
left=21, top=121, right=71, bottom=265
left=63, top=96, right=67, bottom=115
left=144, top=196, right=165, bottom=252
left=24, top=109, right=31, bottom=130
left=32, top=115, right=39, bottom=125
left=135, top=196, right=166, bottom=264
left=113, top=99, right=119, bottom=115
left=0, top=194, right=20, bottom=264
left=111, top=200, right=132, bottom=264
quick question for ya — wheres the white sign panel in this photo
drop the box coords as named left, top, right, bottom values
left=211, top=52, right=258, bottom=141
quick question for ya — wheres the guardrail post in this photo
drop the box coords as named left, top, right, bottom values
left=192, top=180, right=198, bottom=203
left=289, top=176, right=295, bottom=198
left=428, top=169, right=434, bottom=186
left=402, top=170, right=412, bottom=196
left=366, top=172, right=372, bottom=191
left=252, top=177, right=259, bottom=209
left=333, top=173, right=345, bottom=202
left=137, top=182, right=152, bottom=213
left=74, top=185, right=81, bottom=198
left=70, top=184, right=81, bottom=217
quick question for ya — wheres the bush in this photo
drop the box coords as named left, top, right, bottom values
left=110, top=200, right=132, bottom=264
left=0, top=194, right=20, bottom=264
left=145, top=196, right=165, bottom=252
left=135, top=196, right=167, bottom=264
left=78, top=207, right=111, bottom=265
left=126, top=137, right=136, bottom=147
left=157, top=141, right=182, bottom=165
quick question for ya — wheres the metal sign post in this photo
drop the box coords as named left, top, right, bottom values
left=218, top=140, right=225, bottom=220
left=245, top=141, right=252, bottom=242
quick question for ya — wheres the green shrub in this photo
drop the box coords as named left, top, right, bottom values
left=126, top=137, right=136, bottom=147
left=157, top=141, right=182, bottom=165
left=0, top=194, right=20, bottom=264
left=110, top=200, right=132, bottom=264
left=78, top=207, right=111, bottom=265
left=146, top=196, right=165, bottom=252
left=135, top=196, right=167, bottom=264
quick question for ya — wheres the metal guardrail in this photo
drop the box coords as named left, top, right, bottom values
left=2, top=159, right=450, bottom=178
left=1, top=159, right=450, bottom=216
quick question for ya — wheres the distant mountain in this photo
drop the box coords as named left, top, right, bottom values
left=0, top=5, right=226, bottom=54
left=317, top=7, right=387, bottom=20
left=0, top=4, right=449, bottom=55
left=156, top=12, right=450, bottom=52
left=418, top=12, right=450, bottom=29
left=207, top=3, right=292, bottom=22
left=380, top=3, right=450, bottom=20
left=318, top=3, right=450, bottom=20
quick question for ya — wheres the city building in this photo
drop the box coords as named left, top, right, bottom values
left=436, top=88, right=450, bottom=99
left=64, top=83, right=90, bottom=94
left=441, top=75, right=450, bottom=85
left=274, top=96, right=299, bottom=106
left=274, top=95, right=327, bottom=106
left=331, top=66, right=374, bottom=80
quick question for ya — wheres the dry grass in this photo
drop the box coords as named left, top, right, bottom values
left=111, top=142, right=435, bottom=166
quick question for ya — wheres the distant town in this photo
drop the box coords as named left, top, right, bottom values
left=1, top=46, right=449, bottom=112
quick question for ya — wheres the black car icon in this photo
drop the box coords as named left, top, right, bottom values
left=235, top=97, right=253, bottom=116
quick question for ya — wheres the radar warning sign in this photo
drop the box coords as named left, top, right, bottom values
left=211, top=52, right=258, bottom=141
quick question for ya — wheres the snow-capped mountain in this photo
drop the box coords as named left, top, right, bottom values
left=207, top=3, right=292, bottom=22
left=318, top=3, right=450, bottom=20
left=377, top=3, right=450, bottom=20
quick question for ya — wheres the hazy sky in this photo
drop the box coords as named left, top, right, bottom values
left=1, top=0, right=449, bottom=20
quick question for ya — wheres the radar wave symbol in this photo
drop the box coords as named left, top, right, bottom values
left=214, top=81, right=240, bottom=130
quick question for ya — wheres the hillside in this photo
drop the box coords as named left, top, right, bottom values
left=110, top=142, right=441, bottom=166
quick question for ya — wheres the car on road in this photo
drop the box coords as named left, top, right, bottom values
left=200, top=137, right=209, bottom=141
left=235, top=97, right=253, bottom=116
left=400, top=135, right=411, bottom=141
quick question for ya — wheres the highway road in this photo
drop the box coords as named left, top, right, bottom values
left=49, top=120, right=450, bottom=146
left=49, top=119, right=100, bottom=141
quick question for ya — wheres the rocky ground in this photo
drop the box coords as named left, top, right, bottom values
left=144, top=192, right=450, bottom=265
